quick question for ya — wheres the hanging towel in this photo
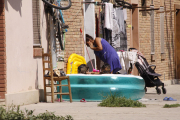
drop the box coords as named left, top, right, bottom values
left=123, top=9, right=127, bottom=20
left=117, top=51, right=138, bottom=74
left=119, top=21, right=127, bottom=51
left=116, top=7, right=125, bottom=34
left=104, top=3, right=113, bottom=30
left=117, top=52, right=126, bottom=70
left=111, top=8, right=120, bottom=49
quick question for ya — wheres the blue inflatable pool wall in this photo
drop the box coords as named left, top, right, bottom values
left=60, top=74, right=145, bottom=101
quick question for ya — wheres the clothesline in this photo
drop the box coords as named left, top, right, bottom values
left=72, top=1, right=176, bottom=13
left=81, top=1, right=151, bottom=8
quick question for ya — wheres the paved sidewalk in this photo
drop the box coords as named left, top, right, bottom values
left=21, top=84, right=180, bottom=120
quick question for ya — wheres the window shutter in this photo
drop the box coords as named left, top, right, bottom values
left=160, top=7, right=164, bottom=53
left=150, top=5, right=154, bottom=54
left=33, top=0, right=41, bottom=46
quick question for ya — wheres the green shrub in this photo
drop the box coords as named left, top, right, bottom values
left=98, top=92, right=146, bottom=107
left=0, top=104, right=73, bottom=120
left=163, top=104, right=180, bottom=108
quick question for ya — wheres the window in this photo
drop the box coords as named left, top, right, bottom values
left=32, top=0, right=41, bottom=47
left=150, top=5, right=154, bottom=54
left=160, top=7, right=164, bottom=53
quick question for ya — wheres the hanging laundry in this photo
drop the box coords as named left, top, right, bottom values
left=119, top=21, right=127, bottom=51
left=123, top=9, right=127, bottom=20
left=111, top=7, right=124, bottom=51
left=116, top=7, right=125, bottom=34
left=96, top=13, right=99, bottom=37
left=104, top=3, right=113, bottom=30
left=104, top=28, right=112, bottom=43
left=111, top=7, right=128, bottom=51
left=101, top=7, right=105, bottom=39
left=117, top=51, right=138, bottom=74
left=99, top=8, right=103, bottom=38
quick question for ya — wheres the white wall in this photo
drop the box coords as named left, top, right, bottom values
left=5, top=0, right=48, bottom=105
left=84, top=0, right=96, bottom=71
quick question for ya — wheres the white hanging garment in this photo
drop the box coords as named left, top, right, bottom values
left=104, top=3, right=113, bottom=30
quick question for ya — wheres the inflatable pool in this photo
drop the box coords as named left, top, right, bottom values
left=61, top=74, right=145, bottom=101
left=66, top=53, right=86, bottom=74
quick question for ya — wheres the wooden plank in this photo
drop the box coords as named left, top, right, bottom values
left=0, top=36, right=5, bottom=40
left=0, top=92, right=5, bottom=99
left=0, top=80, right=6, bottom=84
left=0, top=75, right=6, bottom=79
left=176, top=9, right=180, bottom=79
left=42, top=53, right=50, bottom=56
left=46, top=92, right=70, bottom=96
left=0, top=43, right=5, bottom=48
left=0, top=67, right=6, bottom=71
left=0, top=51, right=5, bottom=55
left=68, top=78, right=72, bottom=102
left=0, top=87, right=5, bottom=91
left=44, top=68, right=51, bottom=71
left=0, top=84, right=5, bottom=87
left=46, top=84, right=68, bottom=87
left=0, top=64, right=6, bottom=68
left=43, top=61, right=51, bottom=63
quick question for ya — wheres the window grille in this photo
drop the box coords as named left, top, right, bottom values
left=160, top=7, right=164, bottom=53
left=150, top=5, right=154, bottom=54
left=33, top=0, right=41, bottom=47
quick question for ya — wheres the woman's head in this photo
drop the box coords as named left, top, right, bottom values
left=86, top=34, right=94, bottom=46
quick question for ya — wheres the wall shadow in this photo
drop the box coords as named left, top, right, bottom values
left=5, top=0, right=22, bottom=16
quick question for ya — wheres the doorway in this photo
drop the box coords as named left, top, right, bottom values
left=175, top=5, right=180, bottom=79
left=84, top=0, right=96, bottom=72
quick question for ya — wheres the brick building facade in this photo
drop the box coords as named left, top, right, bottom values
left=62, top=0, right=180, bottom=81
left=0, top=0, right=6, bottom=99
left=0, top=0, right=179, bottom=105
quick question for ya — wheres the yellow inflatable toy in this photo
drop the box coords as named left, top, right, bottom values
left=67, top=53, right=86, bottom=74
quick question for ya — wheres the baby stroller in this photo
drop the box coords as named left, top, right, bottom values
left=129, top=48, right=166, bottom=95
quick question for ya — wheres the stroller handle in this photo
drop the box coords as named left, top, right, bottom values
left=128, top=48, right=137, bottom=51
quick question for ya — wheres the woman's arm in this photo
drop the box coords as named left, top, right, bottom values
left=89, top=37, right=103, bottom=51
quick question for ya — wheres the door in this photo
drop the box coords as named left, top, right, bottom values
left=175, top=5, right=180, bottom=79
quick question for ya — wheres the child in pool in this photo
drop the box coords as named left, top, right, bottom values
left=78, top=64, right=90, bottom=74
left=100, top=63, right=111, bottom=74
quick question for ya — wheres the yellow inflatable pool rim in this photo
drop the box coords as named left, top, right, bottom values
left=67, top=53, right=86, bottom=74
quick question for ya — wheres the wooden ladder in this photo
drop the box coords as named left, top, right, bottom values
left=42, top=48, right=72, bottom=103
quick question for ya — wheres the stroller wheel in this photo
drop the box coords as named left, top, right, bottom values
left=162, top=87, right=167, bottom=94
left=144, top=87, right=147, bottom=93
left=156, top=88, right=161, bottom=95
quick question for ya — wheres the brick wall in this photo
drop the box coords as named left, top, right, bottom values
left=62, top=0, right=102, bottom=72
left=0, top=0, right=6, bottom=99
left=62, top=0, right=87, bottom=72
left=138, top=0, right=177, bottom=81
left=62, top=0, right=178, bottom=81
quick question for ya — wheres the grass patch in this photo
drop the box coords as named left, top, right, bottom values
left=0, top=104, right=73, bottom=120
left=163, top=104, right=180, bottom=108
left=98, top=92, right=146, bottom=107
